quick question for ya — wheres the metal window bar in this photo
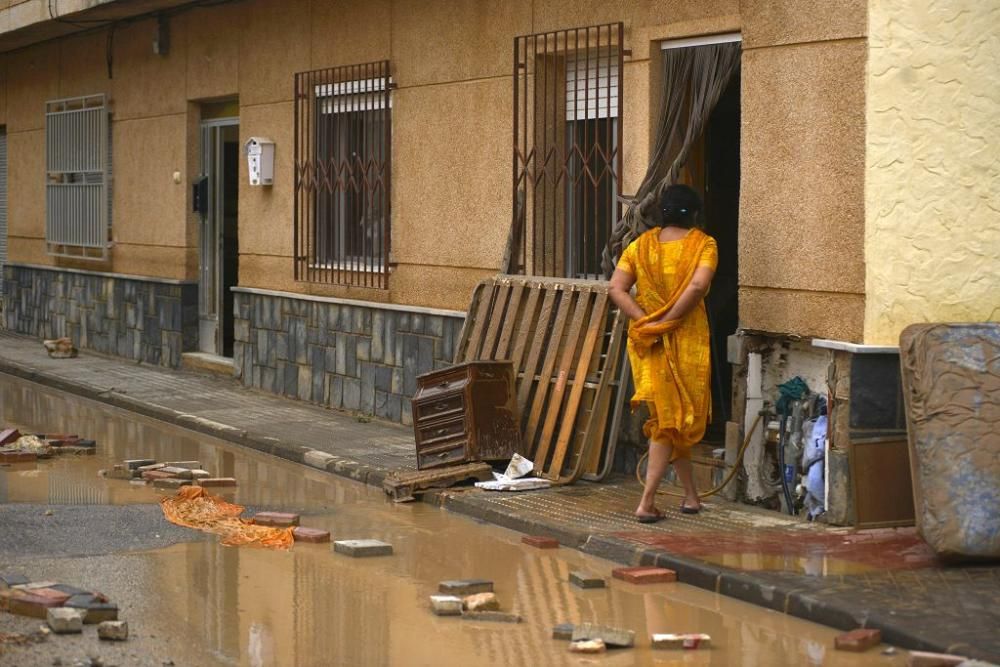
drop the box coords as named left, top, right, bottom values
left=0, top=127, right=7, bottom=294
left=511, top=23, right=623, bottom=278
left=294, top=61, right=391, bottom=288
left=45, top=94, right=110, bottom=260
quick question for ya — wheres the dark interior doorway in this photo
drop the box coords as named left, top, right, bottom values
left=702, top=73, right=741, bottom=442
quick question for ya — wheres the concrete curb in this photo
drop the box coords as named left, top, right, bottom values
left=0, top=355, right=958, bottom=658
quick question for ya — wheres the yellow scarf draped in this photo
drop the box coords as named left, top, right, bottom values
left=625, top=228, right=712, bottom=431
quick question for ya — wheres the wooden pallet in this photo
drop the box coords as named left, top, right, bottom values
left=382, top=462, right=494, bottom=502
left=455, top=275, right=626, bottom=484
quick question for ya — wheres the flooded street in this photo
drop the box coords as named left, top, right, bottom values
left=1, top=374, right=903, bottom=666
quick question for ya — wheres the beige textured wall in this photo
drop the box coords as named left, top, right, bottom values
left=738, top=0, right=868, bottom=341
left=2, top=0, right=873, bottom=324
left=864, top=0, right=1000, bottom=344
left=1, top=0, right=744, bottom=310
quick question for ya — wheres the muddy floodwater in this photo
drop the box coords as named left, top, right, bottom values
left=1, top=374, right=903, bottom=666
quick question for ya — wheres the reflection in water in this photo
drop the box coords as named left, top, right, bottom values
left=1, top=375, right=902, bottom=666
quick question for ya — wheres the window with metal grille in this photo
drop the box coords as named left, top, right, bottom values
left=510, top=24, right=623, bottom=278
left=294, top=61, right=391, bottom=288
left=45, top=94, right=111, bottom=260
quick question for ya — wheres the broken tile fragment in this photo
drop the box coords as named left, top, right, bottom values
left=189, top=469, right=212, bottom=480
left=834, top=628, right=881, bottom=652
left=652, top=633, right=712, bottom=649
left=254, top=512, right=299, bottom=527
left=159, top=466, right=194, bottom=479
left=197, top=477, right=238, bottom=488
left=438, top=580, right=493, bottom=596
left=572, top=623, right=635, bottom=648
left=106, top=465, right=135, bottom=480
left=429, top=595, right=463, bottom=616
left=98, top=620, right=129, bottom=641
left=164, top=461, right=202, bottom=470
left=569, top=571, right=605, bottom=589
left=124, top=459, right=157, bottom=470
left=333, top=539, right=392, bottom=557
left=461, top=611, right=521, bottom=623
left=0, top=573, right=30, bottom=589
left=137, top=463, right=166, bottom=473
left=75, top=439, right=97, bottom=448
left=64, top=596, right=118, bottom=624
left=521, top=535, right=559, bottom=549
left=612, top=566, right=677, bottom=585
left=141, top=470, right=174, bottom=481
left=292, top=527, right=331, bottom=543
left=56, top=446, right=96, bottom=456
left=462, top=592, right=499, bottom=612
left=47, top=608, right=85, bottom=634
left=552, top=623, right=575, bottom=640
left=0, top=428, right=21, bottom=445
left=906, top=651, right=968, bottom=667
left=568, top=639, right=606, bottom=654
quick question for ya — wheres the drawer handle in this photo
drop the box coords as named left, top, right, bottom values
left=434, top=401, right=451, bottom=411
left=435, top=427, right=447, bottom=436
left=437, top=381, right=449, bottom=388
left=438, top=451, right=449, bottom=458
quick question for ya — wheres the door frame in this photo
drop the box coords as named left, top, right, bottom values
left=198, top=116, right=239, bottom=356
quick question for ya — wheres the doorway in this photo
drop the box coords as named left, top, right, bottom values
left=663, top=37, right=741, bottom=443
left=198, top=114, right=239, bottom=358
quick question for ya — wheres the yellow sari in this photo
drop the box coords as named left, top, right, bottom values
left=616, top=228, right=718, bottom=460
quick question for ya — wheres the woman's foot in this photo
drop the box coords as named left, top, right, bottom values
left=679, top=495, right=703, bottom=515
left=635, top=502, right=665, bottom=523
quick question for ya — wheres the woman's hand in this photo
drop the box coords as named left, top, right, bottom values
left=608, top=268, right=647, bottom=322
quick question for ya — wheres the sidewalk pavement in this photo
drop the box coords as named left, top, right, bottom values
left=1, top=330, right=998, bottom=662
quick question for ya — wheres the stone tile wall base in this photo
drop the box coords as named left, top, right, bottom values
left=234, top=292, right=464, bottom=426
left=2, top=265, right=197, bottom=368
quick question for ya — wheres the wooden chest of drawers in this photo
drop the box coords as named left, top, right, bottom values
left=412, top=360, right=523, bottom=470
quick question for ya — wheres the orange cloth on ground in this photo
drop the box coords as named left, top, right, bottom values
left=616, top=227, right=718, bottom=460
left=160, top=486, right=294, bottom=550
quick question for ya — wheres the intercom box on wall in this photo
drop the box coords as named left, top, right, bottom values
left=244, top=137, right=274, bottom=186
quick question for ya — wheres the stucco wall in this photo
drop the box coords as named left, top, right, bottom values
left=864, top=0, right=1000, bottom=345
left=738, top=0, right=868, bottom=342
left=1, top=0, right=871, bottom=328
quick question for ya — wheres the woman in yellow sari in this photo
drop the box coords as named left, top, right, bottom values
left=609, top=185, right=717, bottom=522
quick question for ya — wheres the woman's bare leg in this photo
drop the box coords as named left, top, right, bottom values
left=636, top=439, right=672, bottom=517
left=673, top=457, right=702, bottom=510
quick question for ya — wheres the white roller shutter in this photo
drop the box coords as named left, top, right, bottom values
left=566, top=50, right=619, bottom=121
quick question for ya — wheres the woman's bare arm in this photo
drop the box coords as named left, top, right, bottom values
left=658, top=266, right=716, bottom=323
left=608, top=268, right=646, bottom=321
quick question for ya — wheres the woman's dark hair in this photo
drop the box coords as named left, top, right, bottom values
left=660, top=184, right=703, bottom=228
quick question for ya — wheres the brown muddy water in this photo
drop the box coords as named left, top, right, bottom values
left=1, top=374, right=903, bottom=666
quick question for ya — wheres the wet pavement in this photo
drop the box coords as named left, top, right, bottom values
left=1, top=330, right=999, bottom=663
left=0, top=374, right=913, bottom=666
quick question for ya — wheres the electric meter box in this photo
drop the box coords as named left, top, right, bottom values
left=244, top=137, right=275, bottom=186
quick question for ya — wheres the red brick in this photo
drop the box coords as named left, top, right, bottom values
left=0, top=428, right=20, bottom=445
left=612, top=567, right=677, bottom=585
left=253, top=512, right=299, bottom=527
left=292, top=527, right=331, bottom=543
left=141, top=470, right=175, bottom=481
left=197, top=477, right=238, bottom=488
left=24, top=588, right=71, bottom=606
left=522, top=535, right=559, bottom=549
left=0, top=589, right=64, bottom=618
left=0, top=451, right=37, bottom=464
left=834, top=628, right=881, bottom=652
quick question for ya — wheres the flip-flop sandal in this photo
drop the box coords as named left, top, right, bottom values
left=679, top=503, right=701, bottom=515
left=636, top=511, right=665, bottom=524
